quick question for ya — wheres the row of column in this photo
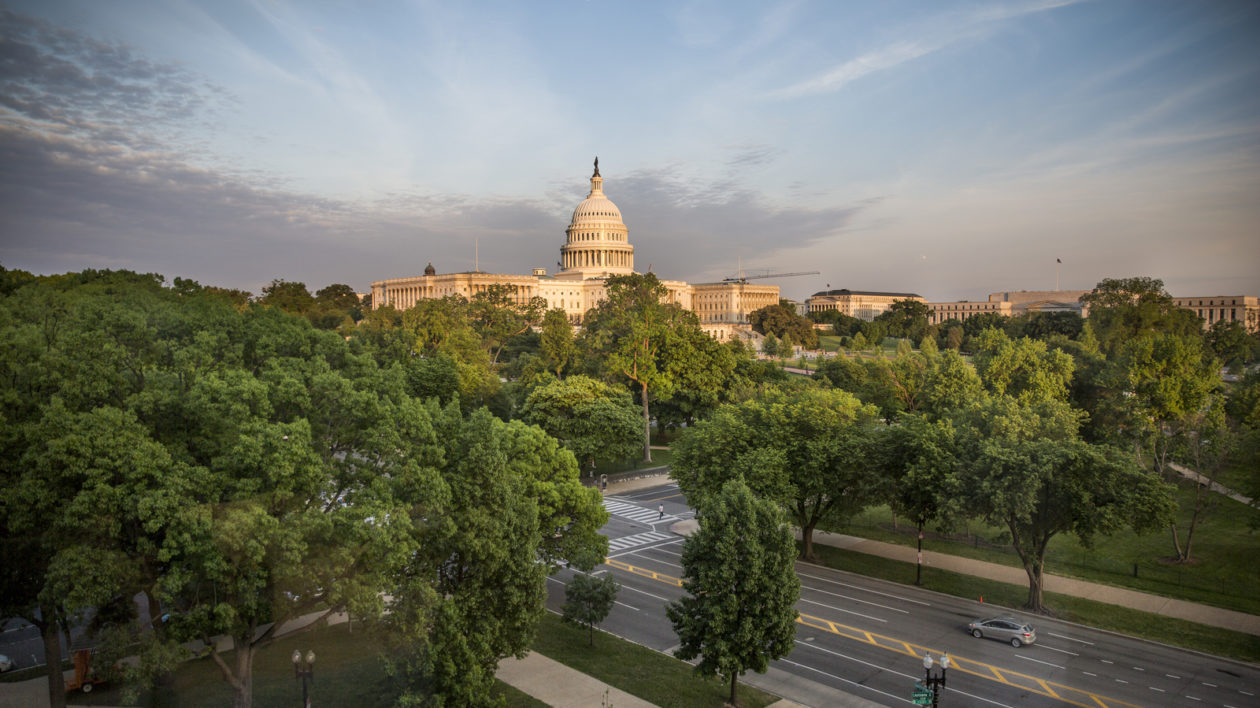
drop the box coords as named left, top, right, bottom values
left=565, top=249, right=631, bottom=269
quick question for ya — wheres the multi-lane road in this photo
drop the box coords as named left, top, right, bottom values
left=545, top=481, right=1260, bottom=708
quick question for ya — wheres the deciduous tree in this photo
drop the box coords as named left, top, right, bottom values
left=955, top=397, right=1175, bottom=612
left=672, top=387, right=880, bottom=560
left=578, top=273, right=695, bottom=462
left=667, top=480, right=799, bottom=706
left=519, top=375, right=641, bottom=472
left=562, top=569, right=619, bottom=647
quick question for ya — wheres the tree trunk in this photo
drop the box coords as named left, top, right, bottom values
left=1022, top=561, right=1045, bottom=613
left=39, top=605, right=66, bottom=708
left=209, top=633, right=254, bottom=708
left=800, top=521, right=816, bottom=561
left=728, top=671, right=738, bottom=705
left=1169, top=523, right=1185, bottom=561
left=232, top=641, right=254, bottom=708
left=915, top=523, right=924, bottom=586
left=1180, top=482, right=1206, bottom=563
left=640, top=381, right=652, bottom=463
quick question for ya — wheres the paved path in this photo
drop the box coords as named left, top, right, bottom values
left=807, top=529, right=1260, bottom=636
left=497, top=652, right=656, bottom=708
left=1170, top=462, right=1254, bottom=505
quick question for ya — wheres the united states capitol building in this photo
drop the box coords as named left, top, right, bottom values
left=371, top=160, right=778, bottom=341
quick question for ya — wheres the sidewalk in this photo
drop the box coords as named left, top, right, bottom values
left=497, top=652, right=656, bottom=708
left=807, top=529, right=1260, bottom=636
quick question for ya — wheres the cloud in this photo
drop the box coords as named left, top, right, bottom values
left=0, top=109, right=876, bottom=298
left=766, top=0, right=1083, bottom=100
left=0, top=9, right=230, bottom=149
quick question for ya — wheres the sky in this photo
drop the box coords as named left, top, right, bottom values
left=1, top=0, right=1257, bottom=303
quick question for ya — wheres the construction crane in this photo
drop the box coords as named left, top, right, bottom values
left=723, top=270, right=819, bottom=284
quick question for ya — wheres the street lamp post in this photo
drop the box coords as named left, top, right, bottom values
left=922, top=652, right=949, bottom=707
left=292, top=649, right=315, bottom=707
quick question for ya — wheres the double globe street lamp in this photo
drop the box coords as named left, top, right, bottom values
left=292, top=649, right=315, bottom=707
left=919, top=652, right=949, bottom=707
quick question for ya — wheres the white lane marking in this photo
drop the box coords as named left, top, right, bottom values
left=1016, top=655, right=1064, bottom=669
left=1100, top=659, right=1114, bottom=664
left=777, top=657, right=907, bottom=706
left=1038, top=644, right=1079, bottom=656
left=1116, top=679, right=1128, bottom=684
left=1046, top=631, right=1094, bottom=645
left=796, top=570, right=932, bottom=606
left=1132, top=666, right=1144, bottom=672
left=1150, top=687, right=1165, bottom=693
left=1166, top=674, right=1181, bottom=679
left=1083, top=672, right=1097, bottom=677
left=1202, top=682, right=1217, bottom=687
left=607, top=537, right=683, bottom=559
left=613, top=600, right=640, bottom=611
left=798, top=597, right=886, bottom=623
left=616, top=584, right=671, bottom=603
left=630, top=555, right=681, bottom=570
left=1242, top=690, right=1256, bottom=696
left=801, top=584, right=910, bottom=614
left=1187, top=696, right=1202, bottom=702
left=790, top=643, right=1018, bottom=708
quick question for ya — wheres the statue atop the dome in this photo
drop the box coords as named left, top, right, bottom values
left=593, top=156, right=599, bottom=177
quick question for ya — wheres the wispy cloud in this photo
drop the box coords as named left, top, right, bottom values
left=765, top=0, right=1083, bottom=100
left=0, top=9, right=229, bottom=149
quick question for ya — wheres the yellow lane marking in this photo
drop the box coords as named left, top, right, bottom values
left=638, top=492, right=686, bottom=502
left=792, top=611, right=1141, bottom=708
left=600, top=557, right=1143, bottom=708
left=604, top=558, right=682, bottom=587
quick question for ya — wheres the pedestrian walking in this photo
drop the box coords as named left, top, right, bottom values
left=658, top=504, right=664, bottom=520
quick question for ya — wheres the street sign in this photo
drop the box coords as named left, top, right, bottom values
left=911, top=686, right=933, bottom=705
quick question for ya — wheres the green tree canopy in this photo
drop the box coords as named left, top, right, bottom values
left=1080, top=277, right=1201, bottom=355
left=954, top=397, right=1175, bottom=612
left=578, top=273, right=700, bottom=462
left=874, top=298, right=931, bottom=343
left=539, top=308, right=576, bottom=377
left=972, top=329, right=1075, bottom=403
left=749, top=299, right=819, bottom=349
left=519, top=375, right=642, bottom=469
left=672, top=386, right=881, bottom=560
left=0, top=271, right=608, bottom=708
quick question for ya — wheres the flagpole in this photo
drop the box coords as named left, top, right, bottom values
left=1056, top=259, right=1060, bottom=291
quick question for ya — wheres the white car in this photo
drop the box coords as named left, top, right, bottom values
left=0, top=654, right=13, bottom=672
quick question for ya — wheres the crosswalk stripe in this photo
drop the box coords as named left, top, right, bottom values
left=602, top=499, right=679, bottom=523
left=606, top=531, right=672, bottom=552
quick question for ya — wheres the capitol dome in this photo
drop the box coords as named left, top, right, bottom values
left=570, top=189, right=623, bottom=225
left=558, top=158, right=634, bottom=279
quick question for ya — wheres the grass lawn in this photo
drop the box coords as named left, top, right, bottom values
left=531, top=612, right=779, bottom=708
left=60, top=612, right=779, bottom=707
left=65, top=624, right=546, bottom=707
left=804, top=542, right=1260, bottom=664
left=827, top=483, right=1260, bottom=616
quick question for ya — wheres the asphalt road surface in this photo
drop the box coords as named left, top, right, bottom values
left=545, top=480, right=1260, bottom=708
